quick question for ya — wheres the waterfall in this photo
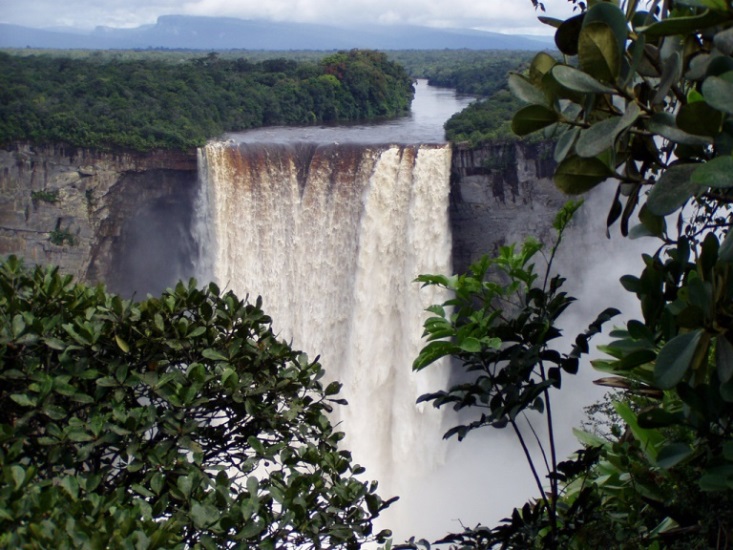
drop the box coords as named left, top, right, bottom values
left=196, top=140, right=454, bottom=524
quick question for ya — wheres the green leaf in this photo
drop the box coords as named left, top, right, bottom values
left=202, top=348, right=228, bottom=361
left=615, top=101, right=643, bottom=136
left=554, top=155, right=613, bottom=194
left=579, top=21, right=621, bottom=83
left=247, top=476, right=259, bottom=496
left=528, top=51, right=557, bottom=85
left=554, top=127, right=579, bottom=163
left=190, top=502, right=219, bottom=529
left=10, top=393, right=36, bottom=407
left=188, top=325, right=207, bottom=338
left=653, top=51, right=683, bottom=105
left=639, top=9, right=723, bottom=40
left=221, top=367, right=238, bottom=387
left=702, top=73, right=733, bottom=115
left=637, top=408, right=680, bottom=428
left=61, top=476, right=79, bottom=500
left=700, top=465, right=733, bottom=491
left=551, top=64, right=615, bottom=93
left=538, top=16, right=564, bottom=29
left=554, top=13, right=584, bottom=56
left=677, top=101, right=724, bottom=136
left=413, top=340, right=456, bottom=371
left=150, top=472, right=164, bottom=495
left=12, top=314, right=26, bottom=337
left=66, top=429, right=94, bottom=442
left=647, top=112, right=713, bottom=146
left=11, top=465, right=25, bottom=489
left=575, top=117, right=622, bottom=158
left=154, top=313, right=165, bottom=333
left=132, top=483, right=155, bottom=498
left=115, top=334, right=130, bottom=353
left=654, top=329, right=704, bottom=389
left=43, top=337, right=67, bottom=350
left=507, top=73, right=547, bottom=105
left=239, top=519, right=266, bottom=539
left=43, top=404, right=67, bottom=420
left=656, top=443, right=693, bottom=468
left=646, top=163, right=700, bottom=216
left=511, top=104, right=559, bottom=136
left=638, top=203, right=665, bottom=238
left=720, top=227, right=733, bottom=263
left=691, top=156, right=733, bottom=188
left=583, top=2, right=628, bottom=55
left=717, top=335, right=733, bottom=383
left=177, top=475, right=193, bottom=499
left=458, top=337, right=482, bottom=353
left=573, top=427, right=608, bottom=448
left=714, top=26, right=733, bottom=56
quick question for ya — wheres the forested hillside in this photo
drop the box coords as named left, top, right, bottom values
left=390, top=50, right=533, bottom=96
left=382, top=50, right=539, bottom=145
left=0, top=49, right=413, bottom=151
left=387, top=50, right=539, bottom=145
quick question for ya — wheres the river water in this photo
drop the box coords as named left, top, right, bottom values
left=226, top=78, right=474, bottom=144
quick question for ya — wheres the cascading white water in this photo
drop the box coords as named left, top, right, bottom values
left=196, top=140, right=454, bottom=525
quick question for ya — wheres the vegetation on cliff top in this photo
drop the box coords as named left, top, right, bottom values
left=427, top=51, right=536, bottom=145
left=0, top=49, right=413, bottom=152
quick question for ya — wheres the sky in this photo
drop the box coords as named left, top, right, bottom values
left=0, top=0, right=576, bottom=36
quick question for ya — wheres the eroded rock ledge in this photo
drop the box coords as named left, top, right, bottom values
left=0, top=143, right=198, bottom=295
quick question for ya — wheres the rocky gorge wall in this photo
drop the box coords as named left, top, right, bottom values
left=450, top=141, right=566, bottom=273
left=0, top=143, right=199, bottom=296
left=0, top=141, right=565, bottom=294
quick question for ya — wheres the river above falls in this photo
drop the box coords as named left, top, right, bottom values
left=225, top=79, right=475, bottom=144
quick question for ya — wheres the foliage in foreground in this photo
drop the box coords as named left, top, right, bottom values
left=0, top=256, right=393, bottom=548
left=406, top=202, right=619, bottom=550
left=0, top=49, right=413, bottom=152
left=408, top=0, right=733, bottom=547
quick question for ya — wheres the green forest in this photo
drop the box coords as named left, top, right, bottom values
left=0, top=47, right=536, bottom=150
left=0, top=49, right=413, bottom=151
left=11, top=0, right=733, bottom=544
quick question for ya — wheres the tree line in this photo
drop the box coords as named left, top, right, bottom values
left=0, top=49, right=413, bottom=152
left=399, top=50, right=537, bottom=145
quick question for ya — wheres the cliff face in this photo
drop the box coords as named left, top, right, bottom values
left=450, top=141, right=566, bottom=273
left=0, top=141, right=565, bottom=295
left=0, top=143, right=199, bottom=296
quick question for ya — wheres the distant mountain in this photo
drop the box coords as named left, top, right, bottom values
left=0, top=15, right=550, bottom=50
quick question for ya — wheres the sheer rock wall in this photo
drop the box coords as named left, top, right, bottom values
left=0, top=143, right=198, bottom=295
left=450, top=141, right=566, bottom=273
left=0, top=141, right=565, bottom=293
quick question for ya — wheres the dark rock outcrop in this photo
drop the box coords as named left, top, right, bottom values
left=449, top=141, right=565, bottom=273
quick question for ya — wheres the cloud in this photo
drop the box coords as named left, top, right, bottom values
left=1, top=0, right=576, bottom=33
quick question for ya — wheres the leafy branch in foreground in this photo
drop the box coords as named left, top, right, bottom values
left=407, top=201, right=618, bottom=549
left=427, top=0, right=733, bottom=547
left=0, top=256, right=394, bottom=549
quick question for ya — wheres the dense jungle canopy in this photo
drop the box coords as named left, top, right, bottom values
left=0, top=49, right=414, bottom=152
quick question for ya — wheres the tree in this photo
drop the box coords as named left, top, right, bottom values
left=409, top=202, right=617, bottom=549
left=0, top=256, right=393, bottom=549
left=408, top=0, right=733, bottom=547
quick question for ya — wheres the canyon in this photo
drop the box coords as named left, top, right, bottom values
left=0, top=140, right=564, bottom=293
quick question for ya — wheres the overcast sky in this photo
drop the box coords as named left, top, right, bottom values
left=0, top=0, right=576, bottom=35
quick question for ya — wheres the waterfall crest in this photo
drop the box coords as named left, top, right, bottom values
left=197, top=140, right=453, bottom=518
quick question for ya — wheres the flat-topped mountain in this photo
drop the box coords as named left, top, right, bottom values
left=0, top=15, right=552, bottom=50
